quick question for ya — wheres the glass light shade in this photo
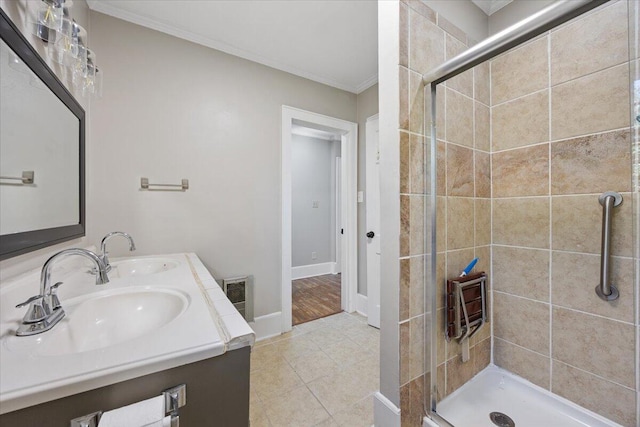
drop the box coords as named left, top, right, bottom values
left=52, top=18, right=87, bottom=66
left=29, top=1, right=64, bottom=41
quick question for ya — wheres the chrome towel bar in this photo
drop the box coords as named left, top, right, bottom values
left=140, top=177, right=189, bottom=191
left=595, top=191, right=622, bottom=301
left=0, top=170, right=34, bottom=185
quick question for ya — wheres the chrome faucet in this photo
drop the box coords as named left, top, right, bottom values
left=15, top=248, right=110, bottom=337
left=98, top=231, right=136, bottom=273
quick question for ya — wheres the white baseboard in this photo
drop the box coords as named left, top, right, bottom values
left=249, top=311, right=282, bottom=341
left=423, top=417, right=440, bottom=427
left=356, top=293, right=368, bottom=316
left=374, top=392, right=400, bottom=427
left=331, top=262, right=341, bottom=275
left=291, top=262, right=335, bottom=280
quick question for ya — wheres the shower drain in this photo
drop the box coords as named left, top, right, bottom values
left=489, top=412, right=515, bottom=427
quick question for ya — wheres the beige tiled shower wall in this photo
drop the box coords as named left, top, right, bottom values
left=398, top=1, right=491, bottom=425
left=490, top=2, right=637, bottom=425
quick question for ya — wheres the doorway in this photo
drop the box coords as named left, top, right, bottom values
left=281, top=106, right=358, bottom=333
left=290, top=124, right=342, bottom=325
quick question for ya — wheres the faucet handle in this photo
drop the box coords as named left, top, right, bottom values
left=49, top=282, right=63, bottom=311
left=16, top=295, right=47, bottom=323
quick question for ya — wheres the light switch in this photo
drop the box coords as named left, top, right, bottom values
left=357, top=191, right=364, bottom=203
left=312, top=201, right=319, bottom=208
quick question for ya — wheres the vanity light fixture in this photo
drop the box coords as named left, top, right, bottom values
left=27, top=0, right=102, bottom=98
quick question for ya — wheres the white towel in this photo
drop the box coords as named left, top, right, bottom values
left=98, top=395, right=165, bottom=427
left=142, top=416, right=172, bottom=427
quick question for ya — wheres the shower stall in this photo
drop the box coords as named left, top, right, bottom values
left=414, top=0, right=640, bottom=425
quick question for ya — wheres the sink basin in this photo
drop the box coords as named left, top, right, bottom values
left=112, top=258, right=180, bottom=278
left=8, top=288, right=189, bottom=356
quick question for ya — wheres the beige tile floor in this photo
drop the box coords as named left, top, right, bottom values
left=250, top=312, right=380, bottom=427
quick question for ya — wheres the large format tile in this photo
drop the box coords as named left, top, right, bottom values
left=552, top=307, right=635, bottom=388
left=399, top=68, right=409, bottom=130
left=409, top=255, right=426, bottom=317
left=492, top=90, right=549, bottom=151
left=494, top=338, right=550, bottom=390
left=550, top=1, right=628, bottom=85
left=400, top=131, right=410, bottom=193
left=493, top=246, right=550, bottom=302
left=409, top=315, right=425, bottom=381
left=273, top=333, right=322, bottom=362
left=551, top=194, right=633, bottom=256
left=552, top=361, right=636, bottom=427
left=410, top=133, right=426, bottom=194
left=409, top=70, right=425, bottom=135
left=474, top=150, right=490, bottom=198
left=493, top=198, right=550, bottom=249
left=447, top=197, right=475, bottom=250
left=446, top=143, right=474, bottom=197
left=552, top=252, right=634, bottom=323
left=437, top=140, right=446, bottom=196
left=409, top=9, right=444, bottom=75
left=551, top=63, right=630, bottom=140
left=251, top=342, right=288, bottom=372
left=474, top=102, right=490, bottom=152
left=399, top=2, right=409, bottom=68
left=445, top=34, right=473, bottom=98
left=491, top=37, right=548, bottom=105
left=445, top=89, right=474, bottom=147
left=474, top=61, right=490, bottom=106
left=492, top=144, right=549, bottom=197
left=307, top=365, right=377, bottom=416
left=494, top=292, right=550, bottom=355
left=288, top=350, right=340, bottom=384
left=251, top=361, right=304, bottom=401
left=332, top=395, right=375, bottom=427
left=550, top=129, right=631, bottom=195
left=475, top=198, right=491, bottom=246
left=410, top=195, right=426, bottom=255
left=262, top=385, right=331, bottom=427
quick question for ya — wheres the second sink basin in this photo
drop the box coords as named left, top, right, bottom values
left=10, top=288, right=189, bottom=356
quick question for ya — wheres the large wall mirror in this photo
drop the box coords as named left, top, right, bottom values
left=0, top=10, right=85, bottom=260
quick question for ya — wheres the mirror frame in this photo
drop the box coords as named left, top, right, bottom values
left=0, top=9, right=85, bottom=261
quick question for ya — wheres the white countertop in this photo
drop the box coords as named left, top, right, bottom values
left=0, top=252, right=254, bottom=414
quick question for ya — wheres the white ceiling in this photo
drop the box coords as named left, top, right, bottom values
left=471, top=0, right=514, bottom=15
left=86, top=0, right=378, bottom=94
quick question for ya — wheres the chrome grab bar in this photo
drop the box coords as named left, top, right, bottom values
left=595, top=191, right=622, bottom=301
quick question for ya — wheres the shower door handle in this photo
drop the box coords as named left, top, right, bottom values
left=595, top=191, right=622, bottom=301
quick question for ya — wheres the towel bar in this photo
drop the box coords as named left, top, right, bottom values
left=0, top=170, right=34, bottom=185
left=70, top=384, right=186, bottom=427
left=140, top=177, right=189, bottom=191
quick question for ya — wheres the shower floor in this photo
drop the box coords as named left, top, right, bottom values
left=434, top=365, right=621, bottom=427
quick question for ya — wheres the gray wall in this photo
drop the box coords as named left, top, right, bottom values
left=291, top=134, right=334, bottom=267
left=88, top=11, right=357, bottom=319
left=356, top=83, right=379, bottom=296
left=489, top=0, right=555, bottom=35
left=424, top=0, right=488, bottom=42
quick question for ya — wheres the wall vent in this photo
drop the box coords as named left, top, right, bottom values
left=221, top=276, right=254, bottom=322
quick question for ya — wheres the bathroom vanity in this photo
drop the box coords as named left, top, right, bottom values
left=0, top=253, right=254, bottom=426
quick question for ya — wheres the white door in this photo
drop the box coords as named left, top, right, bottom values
left=366, top=115, right=380, bottom=328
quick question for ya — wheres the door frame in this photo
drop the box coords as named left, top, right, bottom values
left=365, top=114, right=380, bottom=328
left=281, top=106, right=358, bottom=333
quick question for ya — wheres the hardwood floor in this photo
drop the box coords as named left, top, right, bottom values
left=292, top=273, right=341, bottom=325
